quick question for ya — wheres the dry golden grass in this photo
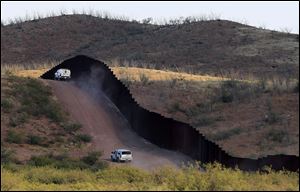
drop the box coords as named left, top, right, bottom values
left=14, top=69, right=48, bottom=78
left=111, top=67, right=225, bottom=82
left=12, top=66, right=225, bottom=82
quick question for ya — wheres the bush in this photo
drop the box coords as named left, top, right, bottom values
left=265, top=111, right=280, bottom=124
left=6, top=130, right=25, bottom=144
left=43, top=102, right=65, bottom=123
left=75, top=134, right=92, bottom=143
left=25, top=167, right=89, bottom=184
left=1, top=98, right=13, bottom=113
left=81, top=151, right=102, bottom=166
left=219, top=80, right=262, bottom=103
left=220, top=80, right=238, bottom=103
left=184, top=103, right=215, bottom=118
left=27, top=153, right=107, bottom=171
left=28, top=152, right=108, bottom=171
left=1, top=148, right=16, bottom=164
left=139, top=73, right=150, bottom=85
left=10, top=77, right=66, bottom=122
left=29, top=155, right=55, bottom=167
left=168, top=102, right=185, bottom=113
left=193, top=115, right=216, bottom=127
left=62, top=123, right=82, bottom=133
left=27, top=135, right=43, bottom=145
left=265, top=101, right=281, bottom=124
left=8, top=113, right=28, bottom=127
left=28, top=154, right=87, bottom=170
left=267, top=129, right=290, bottom=144
left=210, top=128, right=242, bottom=141
left=54, top=159, right=89, bottom=170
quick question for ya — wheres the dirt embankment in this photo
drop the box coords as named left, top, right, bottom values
left=47, top=80, right=192, bottom=170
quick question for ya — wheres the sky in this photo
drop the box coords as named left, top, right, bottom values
left=1, top=1, right=299, bottom=33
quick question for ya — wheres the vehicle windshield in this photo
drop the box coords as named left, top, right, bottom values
left=121, top=151, right=131, bottom=155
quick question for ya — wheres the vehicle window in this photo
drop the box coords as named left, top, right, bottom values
left=122, top=151, right=131, bottom=155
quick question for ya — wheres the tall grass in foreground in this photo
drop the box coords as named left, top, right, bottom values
left=1, top=163, right=298, bottom=191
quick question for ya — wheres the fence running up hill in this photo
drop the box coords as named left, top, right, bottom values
left=41, top=55, right=299, bottom=172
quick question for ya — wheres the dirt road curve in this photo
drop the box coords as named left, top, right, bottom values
left=46, top=80, right=192, bottom=170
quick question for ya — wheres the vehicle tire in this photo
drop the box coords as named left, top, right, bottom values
left=117, top=157, right=120, bottom=162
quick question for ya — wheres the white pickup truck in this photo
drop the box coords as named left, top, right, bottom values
left=54, top=69, right=71, bottom=80
left=111, top=149, right=133, bottom=162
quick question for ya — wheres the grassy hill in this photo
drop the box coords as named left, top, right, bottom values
left=1, top=71, right=298, bottom=191
left=1, top=14, right=299, bottom=78
left=9, top=67, right=299, bottom=158
left=1, top=74, right=96, bottom=163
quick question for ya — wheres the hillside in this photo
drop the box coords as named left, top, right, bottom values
left=1, top=14, right=299, bottom=78
left=12, top=67, right=300, bottom=158
left=1, top=69, right=299, bottom=191
left=0, top=75, right=97, bottom=163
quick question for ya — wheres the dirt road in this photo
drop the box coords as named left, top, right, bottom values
left=46, top=80, right=192, bottom=170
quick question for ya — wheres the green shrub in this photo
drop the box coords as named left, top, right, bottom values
left=27, top=153, right=106, bottom=171
left=265, top=111, right=280, bottom=124
left=6, top=130, right=25, bottom=144
left=10, top=77, right=66, bottom=123
left=89, top=161, right=109, bottom=172
left=194, top=115, right=216, bottom=127
left=1, top=148, right=16, bottom=164
left=2, top=163, right=23, bottom=172
left=54, top=159, right=89, bottom=170
left=81, top=151, right=102, bottom=166
left=75, top=134, right=92, bottom=143
left=221, top=88, right=234, bottom=103
left=42, top=102, right=65, bottom=123
left=62, top=123, right=82, bottom=133
left=184, top=103, right=215, bottom=120
left=210, top=127, right=242, bottom=141
left=265, top=101, right=281, bottom=124
left=169, top=102, right=184, bottom=113
left=8, top=113, right=28, bottom=127
left=220, top=80, right=239, bottom=103
left=219, top=80, right=262, bottom=103
left=25, top=167, right=89, bottom=184
left=28, top=155, right=55, bottom=167
left=1, top=98, right=13, bottom=113
left=27, top=135, right=43, bottom=145
left=267, top=129, right=290, bottom=144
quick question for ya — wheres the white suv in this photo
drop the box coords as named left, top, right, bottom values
left=111, top=149, right=133, bottom=162
left=54, top=69, right=71, bottom=80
